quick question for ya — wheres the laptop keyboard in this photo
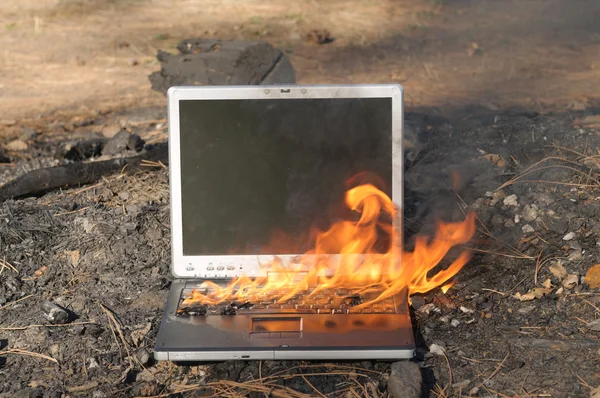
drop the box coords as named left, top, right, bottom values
left=176, top=288, right=398, bottom=316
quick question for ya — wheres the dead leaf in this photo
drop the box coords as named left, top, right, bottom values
left=585, top=264, right=600, bottom=289
left=479, top=153, right=506, bottom=168
left=542, top=278, right=553, bottom=289
left=562, top=274, right=579, bottom=289
left=549, top=262, right=567, bottom=280
left=513, top=287, right=553, bottom=301
left=591, top=385, right=600, bottom=398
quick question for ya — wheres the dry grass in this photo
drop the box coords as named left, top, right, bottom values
left=0, top=348, right=58, bottom=364
left=138, top=363, right=389, bottom=398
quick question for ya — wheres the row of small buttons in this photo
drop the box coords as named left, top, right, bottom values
left=205, top=266, right=236, bottom=271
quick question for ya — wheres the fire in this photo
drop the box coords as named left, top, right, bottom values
left=182, top=178, right=476, bottom=309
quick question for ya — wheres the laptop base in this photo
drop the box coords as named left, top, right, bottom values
left=154, top=280, right=416, bottom=362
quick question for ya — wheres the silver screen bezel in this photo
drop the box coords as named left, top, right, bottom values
left=168, top=84, right=404, bottom=278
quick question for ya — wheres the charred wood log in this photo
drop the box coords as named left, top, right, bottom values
left=149, top=39, right=296, bottom=95
left=0, top=143, right=168, bottom=202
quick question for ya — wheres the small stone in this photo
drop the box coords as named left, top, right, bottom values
left=503, top=194, right=518, bottom=207
left=92, top=391, right=106, bottom=398
left=568, top=250, right=583, bottom=262
left=387, top=361, right=422, bottom=398
left=522, top=224, right=535, bottom=234
left=504, top=219, right=515, bottom=227
left=136, top=347, right=151, bottom=365
left=5, top=139, right=28, bottom=151
left=41, top=301, right=70, bottom=324
left=490, top=190, right=507, bottom=206
left=514, top=214, right=521, bottom=223
left=450, top=319, right=460, bottom=327
left=429, top=343, right=446, bottom=356
left=522, top=204, right=539, bottom=221
left=518, top=305, right=536, bottom=315
left=101, top=123, right=121, bottom=138
left=563, top=232, right=576, bottom=241
left=460, top=305, right=475, bottom=314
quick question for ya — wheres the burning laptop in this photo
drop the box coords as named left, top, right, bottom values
left=154, top=84, right=415, bottom=361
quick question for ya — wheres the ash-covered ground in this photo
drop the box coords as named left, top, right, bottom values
left=1, top=104, right=600, bottom=398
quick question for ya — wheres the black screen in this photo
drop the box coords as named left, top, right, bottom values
left=179, top=98, right=392, bottom=255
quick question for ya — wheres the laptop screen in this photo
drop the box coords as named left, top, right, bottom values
left=179, top=98, right=392, bottom=256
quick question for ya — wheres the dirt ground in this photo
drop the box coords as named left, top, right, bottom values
left=1, top=0, right=600, bottom=120
left=1, top=0, right=600, bottom=397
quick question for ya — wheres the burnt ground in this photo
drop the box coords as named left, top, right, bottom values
left=1, top=103, right=600, bottom=398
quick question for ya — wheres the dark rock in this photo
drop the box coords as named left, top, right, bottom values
left=103, top=131, right=145, bottom=156
left=41, top=301, right=70, bottom=324
left=64, top=138, right=106, bottom=161
left=387, top=361, right=422, bottom=398
left=149, top=39, right=296, bottom=95
left=128, top=133, right=145, bottom=152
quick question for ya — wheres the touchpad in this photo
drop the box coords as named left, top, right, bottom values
left=251, top=317, right=302, bottom=332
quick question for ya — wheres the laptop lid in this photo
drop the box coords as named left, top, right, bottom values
left=168, top=84, right=403, bottom=279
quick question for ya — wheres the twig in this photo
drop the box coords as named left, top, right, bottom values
left=68, top=182, right=103, bottom=196
left=0, top=348, right=58, bottom=363
left=0, top=321, right=94, bottom=331
left=0, top=256, right=17, bottom=273
left=300, top=375, right=326, bottom=398
left=0, top=294, right=35, bottom=311
left=582, top=298, right=600, bottom=313
left=534, top=251, right=543, bottom=285
left=480, top=288, right=507, bottom=296
left=100, top=303, right=133, bottom=368
left=475, top=352, right=509, bottom=390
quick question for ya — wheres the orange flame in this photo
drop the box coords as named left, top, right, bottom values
left=182, top=180, right=476, bottom=309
